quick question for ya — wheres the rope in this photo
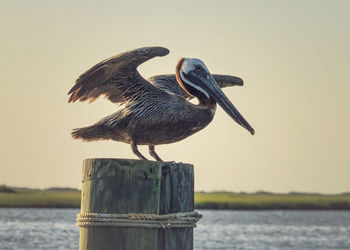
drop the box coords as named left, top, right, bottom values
left=77, top=211, right=202, bottom=229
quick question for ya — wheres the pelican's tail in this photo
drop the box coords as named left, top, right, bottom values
left=71, top=125, right=111, bottom=142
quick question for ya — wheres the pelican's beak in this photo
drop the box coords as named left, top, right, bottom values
left=189, top=71, right=255, bottom=135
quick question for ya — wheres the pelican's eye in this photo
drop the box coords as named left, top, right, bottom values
left=195, top=65, right=202, bottom=71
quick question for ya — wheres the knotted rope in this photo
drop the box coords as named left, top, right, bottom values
left=77, top=211, right=202, bottom=229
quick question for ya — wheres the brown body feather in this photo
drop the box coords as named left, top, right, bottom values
left=71, top=125, right=112, bottom=142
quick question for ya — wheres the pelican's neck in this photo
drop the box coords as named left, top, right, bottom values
left=190, top=95, right=217, bottom=121
left=197, top=95, right=216, bottom=107
left=193, top=98, right=217, bottom=123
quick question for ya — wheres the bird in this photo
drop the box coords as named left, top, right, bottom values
left=68, top=46, right=254, bottom=161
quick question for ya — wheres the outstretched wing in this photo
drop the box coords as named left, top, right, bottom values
left=148, top=74, right=244, bottom=99
left=68, top=47, right=170, bottom=103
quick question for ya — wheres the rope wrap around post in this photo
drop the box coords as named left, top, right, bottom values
left=79, top=158, right=197, bottom=250
left=77, top=211, right=202, bottom=228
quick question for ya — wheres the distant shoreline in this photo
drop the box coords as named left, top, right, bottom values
left=1, top=186, right=350, bottom=210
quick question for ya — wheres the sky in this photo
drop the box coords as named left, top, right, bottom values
left=0, top=0, right=349, bottom=193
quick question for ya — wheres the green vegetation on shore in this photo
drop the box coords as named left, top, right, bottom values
left=0, top=186, right=349, bottom=209
left=195, top=192, right=350, bottom=210
left=0, top=186, right=80, bottom=208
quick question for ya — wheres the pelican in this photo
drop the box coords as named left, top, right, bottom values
left=68, top=47, right=254, bottom=161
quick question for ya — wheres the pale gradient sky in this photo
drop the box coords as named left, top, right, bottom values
left=0, top=0, right=349, bottom=193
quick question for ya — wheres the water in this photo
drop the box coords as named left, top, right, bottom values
left=197, top=210, right=350, bottom=250
left=0, top=209, right=349, bottom=250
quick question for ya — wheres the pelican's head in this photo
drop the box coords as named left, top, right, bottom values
left=176, top=58, right=255, bottom=135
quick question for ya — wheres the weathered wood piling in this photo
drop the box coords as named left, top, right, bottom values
left=78, top=158, right=196, bottom=250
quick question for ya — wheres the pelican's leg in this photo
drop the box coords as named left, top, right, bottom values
left=131, top=142, right=148, bottom=160
left=148, top=145, right=163, bottom=162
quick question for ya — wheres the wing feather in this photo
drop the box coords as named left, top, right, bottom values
left=68, top=47, right=170, bottom=103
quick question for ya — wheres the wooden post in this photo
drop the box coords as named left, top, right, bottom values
left=158, top=164, right=194, bottom=250
left=79, top=158, right=194, bottom=250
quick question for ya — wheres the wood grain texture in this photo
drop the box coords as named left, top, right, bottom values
left=79, top=159, right=195, bottom=250
left=158, top=163, right=194, bottom=250
left=79, top=159, right=162, bottom=250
